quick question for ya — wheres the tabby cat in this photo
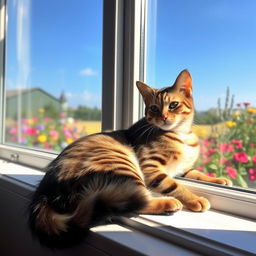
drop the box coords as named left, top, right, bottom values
left=29, top=69, right=231, bottom=248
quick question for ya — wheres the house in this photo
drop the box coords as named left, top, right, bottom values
left=6, top=88, right=66, bottom=119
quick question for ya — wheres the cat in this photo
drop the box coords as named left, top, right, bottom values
left=28, top=69, right=231, bottom=248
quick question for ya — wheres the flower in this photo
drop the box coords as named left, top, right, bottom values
left=196, top=166, right=203, bottom=171
left=226, top=167, right=237, bottom=179
left=247, top=108, right=256, bottom=114
left=225, top=121, right=236, bottom=128
left=234, top=111, right=240, bottom=117
left=204, top=139, right=210, bottom=147
left=37, top=124, right=45, bottom=131
left=25, top=127, right=37, bottom=136
left=66, top=138, right=73, bottom=144
left=206, top=148, right=216, bottom=156
left=220, top=158, right=231, bottom=166
left=231, top=140, right=243, bottom=149
left=252, top=155, right=256, bottom=164
left=205, top=172, right=216, bottom=177
left=233, top=152, right=248, bottom=163
left=38, top=135, right=47, bottom=143
left=243, top=102, right=251, bottom=107
left=219, top=143, right=234, bottom=153
left=248, top=169, right=256, bottom=180
left=49, top=130, right=59, bottom=137
left=38, top=108, right=45, bottom=113
left=9, top=127, right=17, bottom=135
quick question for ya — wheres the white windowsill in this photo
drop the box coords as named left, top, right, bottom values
left=0, top=159, right=255, bottom=255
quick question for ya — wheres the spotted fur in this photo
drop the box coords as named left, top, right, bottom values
left=29, top=70, right=231, bottom=248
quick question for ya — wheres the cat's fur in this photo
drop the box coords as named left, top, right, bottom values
left=28, top=70, right=231, bottom=248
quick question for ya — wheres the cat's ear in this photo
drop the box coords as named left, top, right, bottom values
left=173, top=69, right=192, bottom=97
left=136, top=81, right=155, bottom=103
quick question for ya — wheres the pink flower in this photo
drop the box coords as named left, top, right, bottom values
left=205, top=172, right=216, bottom=177
left=231, top=140, right=243, bottom=149
left=220, top=158, right=231, bottom=166
left=25, top=127, right=37, bottom=136
left=248, top=169, right=256, bottom=181
left=233, top=152, right=248, bottom=163
left=204, top=139, right=210, bottom=147
left=9, top=127, right=17, bottom=135
left=196, top=166, right=203, bottom=171
left=206, top=148, right=216, bottom=156
left=252, top=155, right=256, bottom=164
left=251, top=144, right=256, bottom=148
left=49, top=130, right=59, bottom=137
left=243, top=102, right=251, bottom=107
left=226, top=167, right=237, bottom=179
left=203, top=157, right=212, bottom=164
left=219, top=143, right=234, bottom=153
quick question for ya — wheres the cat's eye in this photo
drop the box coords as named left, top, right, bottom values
left=150, top=105, right=159, bottom=113
left=169, top=101, right=179, bottom=110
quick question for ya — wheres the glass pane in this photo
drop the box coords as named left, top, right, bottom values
left=5, top=0, right=102, bottom=151
left=146, top=0, right=256, bottom=190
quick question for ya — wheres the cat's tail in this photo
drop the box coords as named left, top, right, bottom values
left=28, top=173, right=149, bottom=248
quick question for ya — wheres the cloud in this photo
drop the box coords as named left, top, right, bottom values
left=66, top=90, right=101, bottom=108
left=79, top=68, right=97, bottom=76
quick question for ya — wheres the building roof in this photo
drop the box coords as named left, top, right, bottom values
left=6, top=88, right=61, bottom=102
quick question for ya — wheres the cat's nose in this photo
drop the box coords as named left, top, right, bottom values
left=161, top=115, right=168, bottom=121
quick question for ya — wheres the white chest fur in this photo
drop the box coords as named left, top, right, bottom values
left=165, top=132, right=199, bottom=177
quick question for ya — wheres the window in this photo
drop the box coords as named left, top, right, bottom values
left=145, top=0, right=256, bottom=190
left=4, top=0, right=103, bottom=152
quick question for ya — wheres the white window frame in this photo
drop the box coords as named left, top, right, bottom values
left=0, top=0, right=255, bottom=225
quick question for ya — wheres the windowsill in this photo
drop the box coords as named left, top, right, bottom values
left=0, top=159, right=255, bottom=255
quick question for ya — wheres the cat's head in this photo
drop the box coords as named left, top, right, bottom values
left=136, top=69, right=194, bottom=133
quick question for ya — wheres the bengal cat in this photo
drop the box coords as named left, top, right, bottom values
left=28, top=69, right=231, bottom=248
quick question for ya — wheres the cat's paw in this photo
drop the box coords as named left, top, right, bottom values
left=185, top=197, right=210, bottom=212
left=212, top=177, right=232, bottom=186
left=164, top=198, right=183, bottom=213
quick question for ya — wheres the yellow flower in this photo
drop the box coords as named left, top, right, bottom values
left=225, top=121, right=236, bottom=128
left=234, top=111, right=240, bottom=117
left=27, top=119, right=34, bottom=125
left=247, top=108, right=256, bottom=114
left=38, top=135, right=47, bottom=143
left=38, top=108, right=45, bottom=113
left=66, top=138, right=73, bottom=144
left=51, top=136, right=58, bottom=142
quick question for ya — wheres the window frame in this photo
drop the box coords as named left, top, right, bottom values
left=0, top=0, right=255, bottom=221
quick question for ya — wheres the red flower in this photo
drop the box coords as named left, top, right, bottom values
left=219, top=143, right=234, bottom=153
left=243, top=102, right=251, bottom=107
left=252, top=155, right=256, bottom=164
left=220, top=158, right=231, bottom=166
left=204, top=139, right=210, bottom=147
left=196, top=166, right=203, bottom=171
left=231, top=140, right=243, bottom=149
left=233, top=152, right=248, bottom=163
left=205, top=172, right=216, bottom=177
left=226, top=167, right=237, bottom=179
left=251, top=144, right=256, bottom=148
left=248, top=169, right=256, bottom=180
left=206, top=148, right=216, bottom=156
left=25, top=127, right=37, bottom=136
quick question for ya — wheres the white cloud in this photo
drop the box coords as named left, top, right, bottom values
left=79, top=68, right=97, bottom=76
left=66, top=90, right=101, bottom=108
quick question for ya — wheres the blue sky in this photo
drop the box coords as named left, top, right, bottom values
left=6, top=0, right=256, bottom=111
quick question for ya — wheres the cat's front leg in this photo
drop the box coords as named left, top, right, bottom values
left=184, top=169, right=232, bottom=186
left=145, top=173, right=210, bottom=212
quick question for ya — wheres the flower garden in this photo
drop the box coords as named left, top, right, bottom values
left=195, top=103, right=256, bottom=189
left=5, top=103, right=256, bottom=189
left=6, top=109, right=101, bottom=152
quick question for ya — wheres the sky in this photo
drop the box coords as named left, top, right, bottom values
left=5, top=0, right=256, bottom=111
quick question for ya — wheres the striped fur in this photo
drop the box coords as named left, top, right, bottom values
left=29, top=70, right=229, bottom=248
